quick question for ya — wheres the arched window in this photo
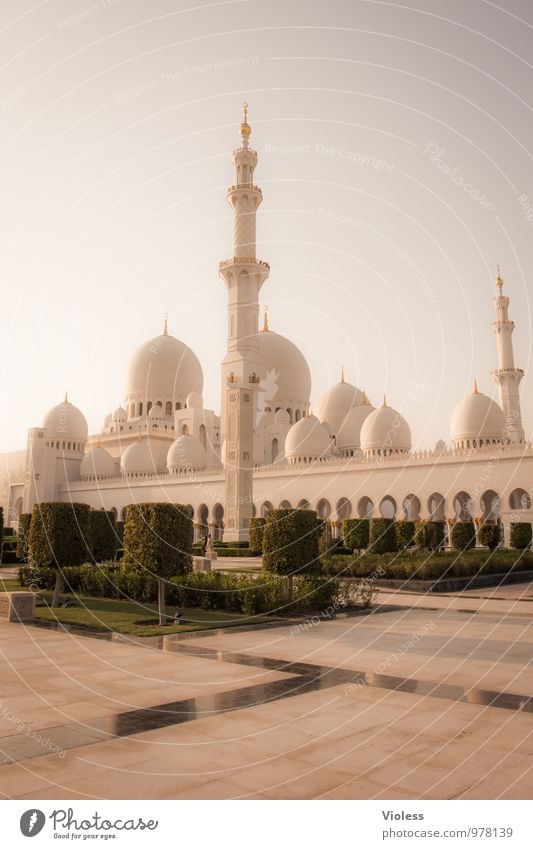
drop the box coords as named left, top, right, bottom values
left=261, top=501, right=274, bottom=518
left=176, top=402, right=182, bottom=411
left=199, top=425, right=207, bottom=451
left=379, top=495, right=397, bottom=519
left=358, top=496, right=374, bottom=518
left=317, top=499, right=331, bottom=520
left=147, top=401, right=152, bottom=414
left=428, top=493, right=446, bottom=521
left=271, top=437, right=279, bottom=464
left=453, top=491, right=474, bottom=521
left=336, top=497, right=352, bottom=520
left=509, top=488, right=531, bottom=511
left=138, top=402, right=143, bottom=416
left=181, top=424, right=189, bottom=436
left=402, top=494, right=421, bottom=521
left=165, top=401, right=172, bottom=416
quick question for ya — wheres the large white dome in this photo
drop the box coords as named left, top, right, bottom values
left=360, top=399, right=411, bottom=456
left=43, top=397, right=88, bottom=444
left=120, top=439, right=167, bottom=476
left=450, top=385, right=506, bottom=447
left=80, top=447, right=116, bottom=480
left=285, top=414, right=332, bottom=463
left=316, top=377, right=364, bottom=435
left=167, top=435, right=207, bottom=472
left=125, top=330, right=203, bottom=410
left=257, top=328, right=311, bottom=412
left=336, top=397, right=375, bottom=453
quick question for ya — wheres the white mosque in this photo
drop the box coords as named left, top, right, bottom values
left=1, top=107, right=532, bottom=545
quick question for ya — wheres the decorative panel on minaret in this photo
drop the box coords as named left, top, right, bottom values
left=224, top=380, right=255, bottom=541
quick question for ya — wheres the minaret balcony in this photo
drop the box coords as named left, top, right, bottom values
left=226, top=183, right=262, bottom=196
left=492, top=367, right=524, bottom=377
left=219, top=257, right=270, bottom=271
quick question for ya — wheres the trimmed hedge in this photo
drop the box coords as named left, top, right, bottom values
left=426, top=521, right=446, bottom=550
left=122, top=502, right=193, bottom=624
left=478, top=523, right=501, bottom=550
left=510, top=522, right=532, bottom=550
left=322, top=548, right=533, bottom=581
left=369, top=518, right=397, bottom=554
left=263, top=509, right=321, bottom=576
left=17, top=513, right=32, bottom=561
left=28, top=503, right=91, bottom=570
left=122, top=503, right=193, bottom=578
left=450, top=521, right=476, bottom=551
left=395, top=521, right=416, bottom=551
left=88, top=510, right=117, bottom=562
left=343, top=518, right=370, bottom=551
left=249, top=517, right=266, bottom=554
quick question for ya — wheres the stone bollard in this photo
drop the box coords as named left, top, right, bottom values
left=193, top=557, right=212, bottom=573
left=0, top=592, right=37, bottom=623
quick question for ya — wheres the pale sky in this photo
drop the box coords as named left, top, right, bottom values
left=1, top=0, right=532, bottom=452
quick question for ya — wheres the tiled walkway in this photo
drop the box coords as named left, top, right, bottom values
left=0, top=589, right=532, bottom=799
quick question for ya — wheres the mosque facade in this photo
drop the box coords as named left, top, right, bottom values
left=1, top=109, right=532, bottom=545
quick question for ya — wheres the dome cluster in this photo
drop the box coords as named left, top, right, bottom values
left=284, top=374, right=412, bottom=464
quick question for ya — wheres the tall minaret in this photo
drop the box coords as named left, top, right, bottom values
left=491, top=267, right=525, bottom=442
left=220, top=105, right=269, bottom=540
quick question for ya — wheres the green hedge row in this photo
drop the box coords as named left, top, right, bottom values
left=18, top=564, right=339, bottom=616
left=322, top=548, right=533, bottom=581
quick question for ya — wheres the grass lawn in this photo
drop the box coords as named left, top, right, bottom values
left=0, top=578, right=275, bottom=637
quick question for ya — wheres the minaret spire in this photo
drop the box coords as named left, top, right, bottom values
left=491, top=268, right=525, bottom=442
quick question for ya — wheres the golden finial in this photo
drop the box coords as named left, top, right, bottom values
left=262, top=305, right=269, bottom=332
left=64, top=391, right=68, bottom=403
left=473, top=379, right=479, bottom=394
left=240, top=101, right=251, bottom=139
left=496, top=264, right=504, bottom=288
left=163, top=314, right=168, bottom=336
left=340, top=366, right=345, bottom=384
left=362, top=390, right=369, bottom=405
left=383, top=394, right=387, bottom=407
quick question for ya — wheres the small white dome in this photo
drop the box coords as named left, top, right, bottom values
left=112, top=406, right=127, bottom=422
left=275, top=408, right=290, bottom=425
left=285, top=414, right=332, bottom=462
left=43, top=397, right=88, bottom=444
left=149, top=404, right=165, bottom=419
left=336, top=398, right=375, bottom=452
left=167, top=435, right=207, bottom=472
left=316, top=377, right=364, bottom=435
left=186, top=391, right=204, bottom=409
left=80, top=447, right=116, bottom=480
left=450, top=385, right=506, bottom=447
left=360, top=398, right=411, bottom=456
left=120, top=439, right=166, bottom=476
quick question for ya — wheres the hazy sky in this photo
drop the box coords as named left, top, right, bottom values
left=1, top=0, right=532, bottom=452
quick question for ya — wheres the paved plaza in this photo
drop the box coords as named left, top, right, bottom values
left=0, top=586, right=532, bottom=800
